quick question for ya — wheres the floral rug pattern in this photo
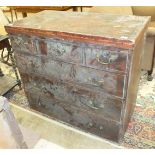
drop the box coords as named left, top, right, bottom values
left=122, top=72, right=155, bottom=148
left=0, top=61, right=155, bottom=149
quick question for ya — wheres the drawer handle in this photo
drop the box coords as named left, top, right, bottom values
left=79, top=97, right=100, bottom=110
left=87, top=100, right=99, bottom=110
left=96, top=53, right=119, bottom=65
left=52, top=45, right=66, bottom=56
left=88, top=122, right=93, bottom=127
left=87, top=78, right=104, bottom=86
left=86, top=103, right=99, bottom=110
left=56, top=49, right=65, bottom=56
left=96, top=54, right=110, bottom=65
left=98, top=80, right=104, bottom=84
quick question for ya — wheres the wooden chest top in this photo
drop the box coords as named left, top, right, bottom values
left=5, top=11, right=150, bottom=49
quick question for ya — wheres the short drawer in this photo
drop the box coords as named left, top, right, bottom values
left=21, top=72, right=123, bottom=122
left=25, top=88, right=121, bottom=142
left=85, top=47, right=128, bottom=73
left=10, top=35, right=38, bottom=54
left=47, top=38, right=84, bottom=64
left=15, top=52, right=126, bottom=98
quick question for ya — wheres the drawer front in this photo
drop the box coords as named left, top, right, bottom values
left=11, top=35, right=128, bottom=73
left=15, top=52, right=126, bottom=98
left=47, top=38, right=84, bottom=64
left=20, top=72, right=123, bottom=122
left=85, top=47, right=128, bottom=73
left=10, top=35, right=38, bottom=54
left=25, top=88, right=120, bottom=142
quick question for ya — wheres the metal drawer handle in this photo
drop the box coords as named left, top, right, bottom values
left=56, top=49, right=65, bottom=55
left=96, top=53, right=119, bottom=65
left=87, top=78, right=104, bottom=86
left=96, top=53, right=110, bottom=65
left=88, top=122, right=93, bottom=127
left=98, top=80, right=104, bottom=83
left=87, top=100, right=99, bottom=110
left=99, top=126, right=103, bottom=130
left=79, top=97, right=100, bottom=110
left=51, top=44, right=66, bottom=56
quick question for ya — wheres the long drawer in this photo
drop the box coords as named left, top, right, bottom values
left=25, top=87, right=121, bottom=142
left=15, top=52, right=126, bottom=98
left=20, top=72, right=123, bottom=122
left=10, top=34, right=129, bottom=73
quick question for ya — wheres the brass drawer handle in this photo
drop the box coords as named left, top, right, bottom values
left=55, top=48, right=65, bottom=56
left=87, top=78, right=104, bottom=86
left=79, top=97, right=100, bottom=110
left=86, top=100, right=99, bottom=110
left=96, top=53, right=110, bottom=65
left=51, top=44, right=66, bottom=56
left=97, top=80, right=104, bottom=83
left=88, top=122, right=93, bottom=127
left=96, top=53, right=119, bottom=65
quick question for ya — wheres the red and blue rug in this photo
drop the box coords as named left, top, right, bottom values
left=122, top=93, right=155, bottom=148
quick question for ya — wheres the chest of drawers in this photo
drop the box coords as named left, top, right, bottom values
left=5, top=11, right=150, bottom=142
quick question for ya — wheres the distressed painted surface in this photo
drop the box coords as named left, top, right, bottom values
left=10, top=33, right=129, bottom=142
left=25, top=88, right=121, bottom=142
left=20, top=72, right=123, bottom=122
left=10, top=35, right=38, bottom=54
left=15, top=52, right=126, bottom=98
left=10, top=35, right=128, bottom=73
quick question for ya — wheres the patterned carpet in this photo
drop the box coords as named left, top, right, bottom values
left=0, top=60, right=155, bottom=149
left=122, top=72, right=155, bottom=149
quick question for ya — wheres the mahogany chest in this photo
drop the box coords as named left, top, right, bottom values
left=5, top=11, right=150, bottom=142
